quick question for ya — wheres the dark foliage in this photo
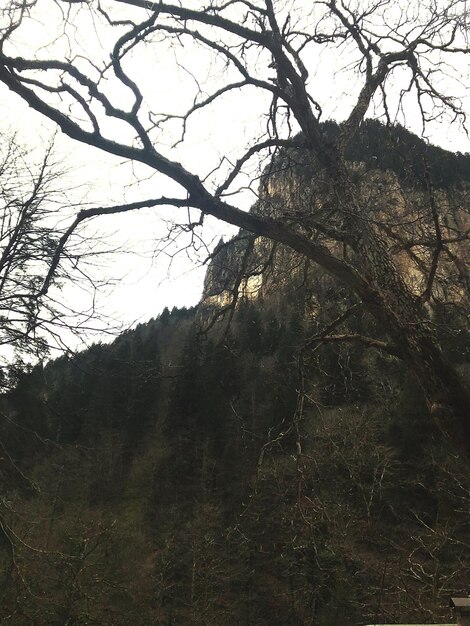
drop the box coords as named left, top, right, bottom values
left=272, top=120, right=470, bottom=189
left=0, top=125, right=469, bottom=625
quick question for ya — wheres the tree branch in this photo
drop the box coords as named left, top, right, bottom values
left=308, top=332, right=401, bottom=358
left=39, top=196, right=194, bottom=298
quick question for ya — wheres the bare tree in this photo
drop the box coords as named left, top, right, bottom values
left=0, top=132, right=125, bottom=388
left=0, top=1, right=469, bottom=452
left=0, top=137, right=69, bottom=379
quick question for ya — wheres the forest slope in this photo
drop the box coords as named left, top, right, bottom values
left=0, top=123, right=469, bottom=625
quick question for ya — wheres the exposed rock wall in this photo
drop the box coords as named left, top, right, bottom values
left=203, top=154, right=469, bottom=316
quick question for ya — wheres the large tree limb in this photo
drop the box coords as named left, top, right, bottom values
left=307, top=333, right=401, bottom=358
left=39, top=196, right=195, bottom=298
left=115, top=0, right=269, bottom=45
left=0, top=58, right=381, bottom=308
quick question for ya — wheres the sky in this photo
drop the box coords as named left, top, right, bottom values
left=1, top=0, right=469, bottom=354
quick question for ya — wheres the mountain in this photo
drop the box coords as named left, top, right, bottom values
left=0, top=122, right=469, bottom=625
left=205, top=120, right=469, bottom=308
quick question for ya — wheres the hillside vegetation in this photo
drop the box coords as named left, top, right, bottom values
left=1, top=123, right=469, bottom=625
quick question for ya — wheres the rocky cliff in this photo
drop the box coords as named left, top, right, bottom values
left=203, top=121, right=470, bottom=319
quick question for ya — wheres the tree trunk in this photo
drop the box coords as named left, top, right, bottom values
left=349, top=191, right=470, bottom=456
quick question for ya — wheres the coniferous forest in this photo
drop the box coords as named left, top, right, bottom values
left=1, top=123, right=469, bottom=625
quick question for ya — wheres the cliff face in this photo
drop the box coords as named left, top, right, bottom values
left=202, top=236, right=265, bottom=308
left=203, top=122, right=470, bottom=317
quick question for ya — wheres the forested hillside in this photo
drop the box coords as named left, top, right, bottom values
left=1, top=123, right=469, bottom=625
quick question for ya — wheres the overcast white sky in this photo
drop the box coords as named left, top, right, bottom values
left=1, top=0, right=469, bottom=353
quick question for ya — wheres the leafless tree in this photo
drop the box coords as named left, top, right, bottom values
left=0, top=0, right=469, bottom=452
left=0, top=138, right=71, bottom=380
left=0, top=131, right=129, bottom=389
